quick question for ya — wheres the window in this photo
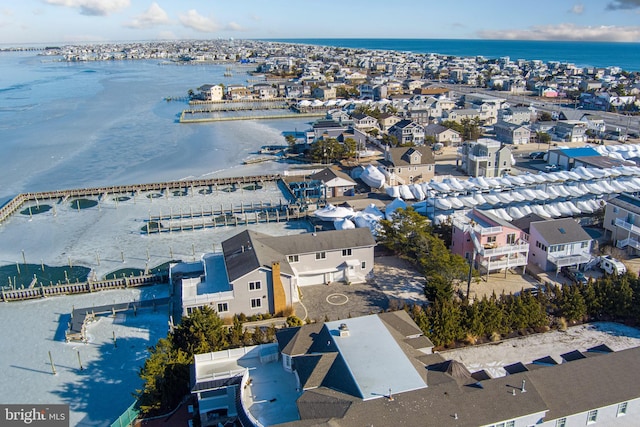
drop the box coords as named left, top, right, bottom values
left=555, top=418, right=566, bottom=427
left=342, top=248, right=352, bottom=257
left=581, top=242, right=588, bottom=248
left=250, top=298, right=261, bottom=309
left=361, top=261, right=366, bottom=269
left=487, top=236, right=496, bottom=243
left=505, top=422, right=514, bottom=427
left=587, top=409, right=598, bottom=423
left=288, top=254, right=299, bottom=263
left=506, top=233, right=516, bottom=245
left=617, top=402, right=628, bottom=416
left=217, top=303, right=229, bottom=313
left=613, top=206, right=619, bottom=213
left=249, top=281, right=261, bottom=291
left=316, top=251, right=326, bottom=260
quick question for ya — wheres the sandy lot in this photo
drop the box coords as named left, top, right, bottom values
left=441, top=322, right=640, bottom=378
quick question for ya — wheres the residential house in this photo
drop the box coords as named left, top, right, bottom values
left=178, top=228, right=376, bottom=318
left=451, top=209, right=530, bottom=276
left=457, top=138, right=513, bottom=177
left=464, top=93, right=506, bottom=125
left=499, top=106, right=534, bottom=125
left=309, top=167, right=357, bottom=199
left=581, top=114, right=606, bottom=136
left=377, top=113, right=402, bottom=132
left=423, top=123, right=462, bottom=146
left=445, top=108, right=481, bottom=124
left=197, top=84, right=224, bottom=101
left=494, top=120, right=532, bottom=145
left=378, top=145, right=435, bottom=185
left=528, top=218, right=592, bottom=272
left=312, top=86, right=336, bottom=100
left=350, top=112, right=379, bottom=131
left=227, top=86, right=254, bottom=101
left=193, top=313, right=640, bottom=427
left=253, top=83, right=278, bottom=99
left=603, top=193, right=640, bottom=255
left=388, top=119, right=425, bottom=146
left=555, top=120, right=588, bottom=143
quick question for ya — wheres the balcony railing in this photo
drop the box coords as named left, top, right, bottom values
left=614, top=218, right=640, bottom=236
left=479, top=255, right=528, bottom=271
left=479, top=243, right=529, bottom=257
left=468, top=153, right=490, bottom=161
left=547, top=253, right=592, bottom=268
left=617, top=237, right=640, bottom=250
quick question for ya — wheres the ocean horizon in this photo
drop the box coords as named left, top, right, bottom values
left=263, top=38, right=640, bottom=72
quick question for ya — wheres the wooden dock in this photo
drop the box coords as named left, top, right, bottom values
left=0, top=174, right=280, bottom=225
left=1, top=272, right=167, bottom=302
left=66, top=296, right=170, bottom=342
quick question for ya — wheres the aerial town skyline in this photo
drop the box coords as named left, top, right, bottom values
left=2, top=0, right=640, bottom=45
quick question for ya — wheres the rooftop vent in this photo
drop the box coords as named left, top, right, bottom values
left=338, top=323, right=350, bottom=337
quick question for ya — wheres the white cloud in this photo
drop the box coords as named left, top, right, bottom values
left=179, top=9, right=220, bottom=33
left=569, top=3, right=584, bottom=14
left=478, top=23, right=640, bottom=42
left=225, top=21, right=244, bottom=31
left=45, top=0, right=130, bottom=16
left=124, top=2, right=169, bottom=29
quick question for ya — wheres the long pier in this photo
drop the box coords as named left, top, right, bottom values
left=0, top=174, right=280, bottom=225
left=179, top=111, right=324, bottom=123
left=1, top=273, right=167, bottom=302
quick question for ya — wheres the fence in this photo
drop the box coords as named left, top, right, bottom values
left=110, top=401, right=139, bottom=427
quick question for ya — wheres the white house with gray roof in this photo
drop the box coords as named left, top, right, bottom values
left=178, top=228, right=376, bottom=318
left=528, top=218, right=592, bottom=272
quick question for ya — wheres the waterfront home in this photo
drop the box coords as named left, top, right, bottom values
left=197, top=84, right=224, bottom=101
left=309, top=167, right=357, bottom=199
left=451, top=209, right=530, bottom=277
left=178, top=228, right=376, bottom=318
left=554, top=121, right=588, bottom=143
left=312, top=86, right=337, bottom=100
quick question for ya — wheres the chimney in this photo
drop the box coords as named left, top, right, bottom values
left=338, top=323, right=350, bottom=337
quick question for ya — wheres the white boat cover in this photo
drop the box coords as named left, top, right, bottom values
left=361, top=164, right=386, bottom=189
left=460, top=196, right=478, bottom=208
left=386, top=186, right=400, bottom=198
left=474, top=193, right=488, bottom=205
left=409, top=184, right=426, bottom=201
left=385, top=198, right=408, bottom=219
left=508, top=206, right=525, bottom=220
left=447, top=197, right=465, bottom=210
left=334, top=218, right=356, bottom=230
left=576, top=200, right=594, bottom=214
left=484, top=194, right=501, bottom=205
left=399, top=184, right=415, bottom=200
left=314, top=204, right=355, bottom=221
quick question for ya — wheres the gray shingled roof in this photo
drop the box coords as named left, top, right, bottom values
left=222, top=228, right=375, bottom=283
left=531, top=218, right=591, bottom=245
left=383, top=146, right=435, bottom=167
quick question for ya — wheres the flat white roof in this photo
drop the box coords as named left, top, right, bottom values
left=325, top=315, right=427, bottom=400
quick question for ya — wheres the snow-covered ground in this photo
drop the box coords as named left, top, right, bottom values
left=441, top=322, right=640, bottom=378
left=0, top=284, right=168, bottom=427
left=0, top=181, right=313, bottom=426
left=0, top=181, right=310, bottom=280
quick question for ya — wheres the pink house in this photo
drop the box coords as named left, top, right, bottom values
left=451, top=209, right=529, bottom=278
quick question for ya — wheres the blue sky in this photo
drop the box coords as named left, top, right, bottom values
left=1, top=0, right=640, bottom=45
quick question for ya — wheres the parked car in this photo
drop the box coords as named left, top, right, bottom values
left=529, top=151, right=545, bottom=160
left=545, top=164, right=559, bottom=171
left=561, top=266, right=588, bottom=284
